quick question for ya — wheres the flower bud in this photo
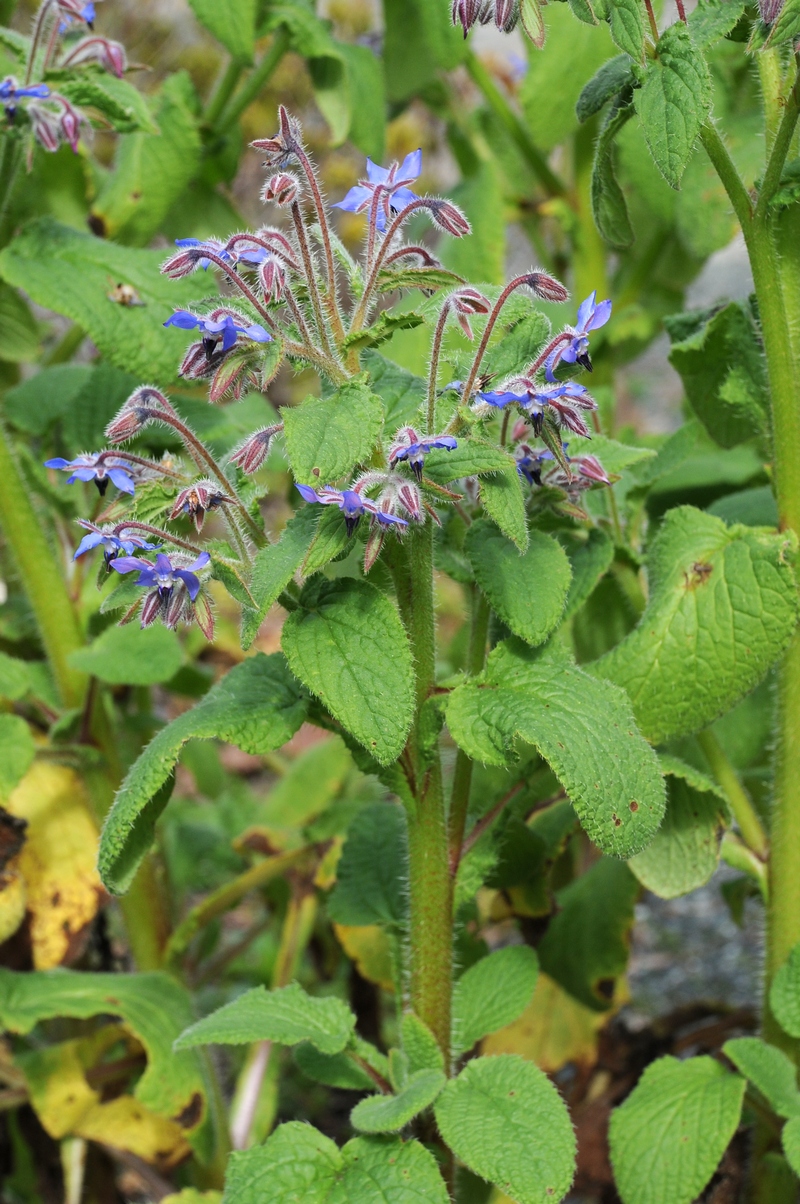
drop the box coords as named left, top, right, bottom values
left=574, top=454, right=609, bottom=484
left=161, top=247, right=202, bottom=278
left=58, top=99, right=81, bottom=151
left=760, top=0, right=785, bottom=21
left=426, top=199, right=471, bottom=238
left=193, top=591, right=215, bottom=641
left=258, top=253, right=286, bottom=301
left=170, top=481, right=232, bottom=532
left=524, top=271, right=569, bottom=303
left=396, top=480, right=423, bottom=522
left=63, top=36, right=127, bottom=78
left=105, top=405, right=150, bottom=443
left=493, top=0, right=518, bottom=31
left=261, top=172, right=300, bottom=207
left=140, top=590, right=164, bottom=629
left=180, top=341, right=216, bottom=380
left=251, top=106, right=302, bottom=166
left=363, top=526, right=386, bottom=574
left=163, top=585, right=190, bottom=630
left=28, top=103, right=61, bottom=152
left=450, top=286, right=491, bottom=338
left=209, top=348, right=258, bottom=403
left=451, top=0, right=483, bottom=36
left=229, top=424, right=283, bottom=475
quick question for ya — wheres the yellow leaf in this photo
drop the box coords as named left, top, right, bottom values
left=0, top=859, right=26, bottom=944
left=334, top=923, right=395, bottom=992
left=482, top=971, right=606, bottom=1072
left=19, top=1030, right=190, bottom=1168
left=162, top=1192, right=222, bottom=1204
left=6, top=762, right=104, bottom=968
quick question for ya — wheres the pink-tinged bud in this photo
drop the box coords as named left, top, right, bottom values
left=450, top=286, right=492, bottom=339
left=525, top=271, right=569, bottom=303
left=258, top=253, right=286, bottom=301
left=193, top=592, right=215, bottom=641
left=511, top=417, right=530, bottom=442
left=180, top=341, right=215, bottom=380
left=451, top=0, right=483, bottom=35
left=574, top=454, right=610, bottom=484
left=363, top=526, right=386, bottom=574
left=161, top=248, right=200, bottom=279
left=494, top=0, right=518, bottom=31
left=28, top=103, right=61, bottom=152
left=426, top=199, right=471, bottom=238
left=62, top=37, right=127, bottom=78
left=760, top=0, right=785, bottom=21
left=164, top=586, right=190, bottom=630
left=209, top=349, right=258, bottom=403
left=105, top=405, right=150, bottom=443
left=58, top=99, right=81, bottom=152
left=261, top=172, right=300, bottom=207
left=396, top=480, right=423, bottom=522
left=140, top=590, right=164, bottom=629
left=251, top=106, right=302, bottom=166
left=230, top=424, right=283, bottom=475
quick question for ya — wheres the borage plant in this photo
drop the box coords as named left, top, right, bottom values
left=46, top=104, right=675, bottom=1199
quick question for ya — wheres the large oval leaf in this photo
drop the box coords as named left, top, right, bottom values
left=281, top=578, right=414, bottom=766
left=446, top=639, right=665, bottom=857
left=434, top=1055, right=576, bottom=1204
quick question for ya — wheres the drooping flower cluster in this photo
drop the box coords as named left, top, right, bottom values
left=52, top=104, right=613, bottom=638
left=3, top=0, right=127, bottom=156
left=452, top=0, right=519, bottom=37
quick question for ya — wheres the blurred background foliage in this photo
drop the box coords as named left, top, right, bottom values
left=0, top=0, right=775, bottom=1200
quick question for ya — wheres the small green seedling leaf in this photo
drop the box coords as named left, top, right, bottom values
left=174, top=983, right=355, bottom=1056
left=350, top=1069, right=446, bottom=1134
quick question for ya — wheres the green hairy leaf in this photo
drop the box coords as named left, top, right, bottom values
left=479, top=312, right=551, bottom=382
left=341, top=310, right=424, bottom=352
left=635, top=22, right=712, bottom=188
left=628, top=758, right=728, bottom=899
left=592, top=103, right=635, bottom=250
left=350, top=1069, right=446, bottom=1134
left=465, top=521, right=571, bottom=647
left=446, top=639, right=666, bottom=858
left=607, top=0, right=645, bottom=62
left=434, top=1055, right=576, bottom=1204
left=764, top=0, right=800, bottom=47
left=293, top=1044, right=378, bottom=1092
left=327, top=801, right=409, bottom=927
left=0, top=969, right=212, bottom=1157
left=0, top=284, right=39, bottom=362
left=452, top=946, right=539, bottom=1055
left=188, top=0, right=256, bottom=62
left=222, top=1124, right=449, bottom=1204
left=689, top=0, right=747, bottom=48
left=241, top=506, right=319, bottom=650
left=363, top=351, right=425, bottom=429
left=609, top=1056, right=746, bottom=1204
left=0, top=219, right=211, bottom=383
left=424, top=440, right=516, bottom=486
left=401, top=1012, right=444, bottom=1074
left=723, top=1037, right=800, bottom=1119
left=562, top=528, right=615, bottom=619
left=174, top=983, right=355, bottom=1055
left=281, top=577, right=414, bottom=767
left=538, top=857, right=638, bottom=1010
left=479, top=464, right=529, bottom=551
left=98, top=654, right=307, bottom=893
left=51, top=69, right=158, bottom=134
left=0, top=715, right=35, bottom=798
left=594, top=508, right=799, bottom=744
left=91, top=72, right=202, bottom=246
left=783, top=1117, right=800, bottom=1177
left=282, top=383, right=385, bottom=484
left=68, top=623, right=183, bottom=686
left=666, top=303, right=770, bottom=449
left=576, top=54, right=635, bottom=122
left=770, top=940, right=800, bottom=1038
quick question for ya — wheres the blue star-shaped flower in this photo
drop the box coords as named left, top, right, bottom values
left=111, top=550, right=210, bottom=602
left=73, top=520, right=161, bottom=563
left=45, top=452, right=137, bottom=495
left=388, top=426, right=457, bottom=481
left=163, top=310, right=272, bottom=353
left=333, top=150, right=422, bottom=232
left=296, top=484, right=408, bottom=537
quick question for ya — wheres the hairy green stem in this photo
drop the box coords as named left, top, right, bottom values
left=447, top=588, right=489, bottom=874
left=392, top=527, right=453, bottom=1064
left=0, top=421, right=86, bottom=707
left=204, top=58, right=244, bottom=128
left=464, top=51, right=566, bottom=198
left=697, top=729, right=768, bottom=860
left=215, top=30, right=290, bottom=135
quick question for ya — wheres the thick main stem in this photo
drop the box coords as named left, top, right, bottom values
left=392, top=527, right=453, bottom=1064
left=447, top=589, right=490, bottom=874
